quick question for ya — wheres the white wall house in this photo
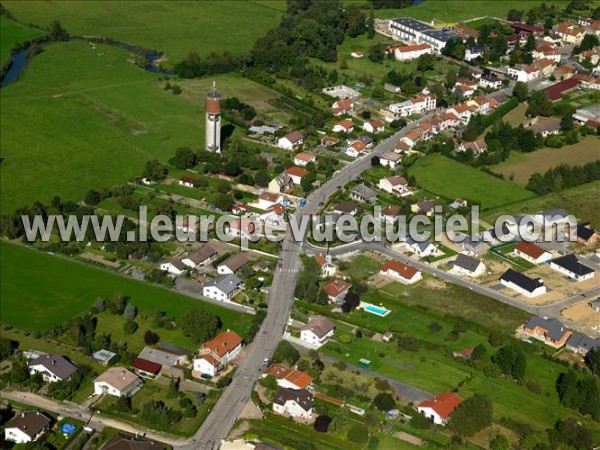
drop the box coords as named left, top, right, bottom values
left=393, top=43, right=432, bottom=61
left=277, top=131, right=304, bottom=150
left=500, top=269, right=546, bottom=298
left=549, top=254, right=595, bottom=282
left=202, top=274, right=242, bottom=302
left=28, top=354, right=78, bottom=383
left=160, top=259, right=187, bottom=276
left=193, top=330, right=243, bottom=377
left=300, top=317, right=335, bottom=347
left=417, top=393, right=462, bottom=426
left=3, top=412, right=51, bottom=444
left=94, top=367, right=143, bottom=398
left=272, top=388, right=313, bottom=419
left=513, top=241, right=552, bottom=265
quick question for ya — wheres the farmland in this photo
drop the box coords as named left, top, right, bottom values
left=2, top=0, right=285, bottom=62
left=0, top=241, right=253, bottom=334
left=407, top=154, right=535, bottom=210
left=491, top=136, right=600, bottom=186
left=1, top=16, right=44, bottom=62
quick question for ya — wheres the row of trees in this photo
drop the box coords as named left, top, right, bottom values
left=556, top=369, right=600, bottom=420
left=526, top=161, right=600, bottom=194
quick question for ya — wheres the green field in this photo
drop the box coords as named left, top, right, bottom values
left=1, top=16, right=45, bottom=62
left=408, top=154, right=535, bottom=210
left=0, top=241, right=253, bottom=334
left=2, top=0, right=285, bottom=62
left=491, top=136, right=600, bottom=186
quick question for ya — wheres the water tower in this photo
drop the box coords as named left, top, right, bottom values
left=205, top=81, right=221, bottom=153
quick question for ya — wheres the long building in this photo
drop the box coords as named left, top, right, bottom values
left=388, top=17, right=458, bottom=53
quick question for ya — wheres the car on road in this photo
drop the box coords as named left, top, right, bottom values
left=318, top=202, right=324, bottom=206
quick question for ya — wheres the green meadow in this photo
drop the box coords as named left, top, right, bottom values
left=0, top=241, right=253, bottom=334
left=408, top=154, right=535, bottom=210
left=2, top=0, right=285, bottom=62
left=1, top=16, right=45, bottom=62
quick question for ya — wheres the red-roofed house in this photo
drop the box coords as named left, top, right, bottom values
left=380, top=261, right=422, bottom=284
left=345, top=140, right=367, bottom=158
left=321, top=279, right=352, bottom=303
left=294, top=152, right=317, bottom=167
left=331, top=98, right=354, bottom=116
left=417, top=392, right=463, bottom=425
left=333, top=119, right=354, bottom=133
left=363, top=119, right=385, bottom=134
left=285, top=166, right=310, bottom=185
left=179, top=177, right=196, bottom=188
left=264, top=363, right=313, bottom=390
left=193, top=330, right=243, bottom=377
left=132, top=358, right=162, bottom=379
left=315, top=253, right=337, bottom=277
left=227, top=217, right=256, bottom=240
left=392, top=43, right=432, bottom=61
left=514, top=241, right=552, bottom=264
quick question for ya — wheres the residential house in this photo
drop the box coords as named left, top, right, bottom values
left=479, top=74, right=503, bottom=89
left=272, top=387, right=313, bottom=419
left=94, top=367, right=143, bottom=397
left=181, top=246, right=217, bottom=269
left=218, top=254, right=249, bottom=275
left=507, top=64, right=540, bottom=82
left=500, top=269, right=546, bottom=297
left=527, top=118, right=561, bottom=137
left=363, top=119, right=385, bottom=134
left=321, top=135, right=340, bottom=147
left=392, top=42, right=432, bottom=61
left=389, top=95, right=437, bottom=118
left=138, top=343, right=191, bottom=367
left=379, top=151, right=402, bottom=169
left=534, top=58, right=557, bottom=78
left=524, top=316, right=572, bottom=348
left=332, top=119, right=354, bottom=133
left=379, top=205, right=401, bottom=224
left=566, top=334, right=600, bottom=356
left=277, top=131, right=304, bottom=150
left=193, top=330, right=243, bottom=377
left=554, top=21, right=584, bottom=44
left=509, top=22, right=544, bottom=35
left=457, top=139, right=487, bottom=155
left=4, top=411, right=51, bottom=444
left=300, top=316, right=335, bottom=346
left=131, top=358, right=162, bottom=379
left=203, top=274, right=243, bottom=301
left=28, top=354, right=78, bottom=383
left=466, top=96, right=490, bottom=114
left=417, top=392, right=462, bottom=426
left=259, top=204, right=286, bottom=227
left=452, top=233, right=490, bottom=256
left=404, top=237, right=441, bottom=258
left=331, top=98, right=354, bottom=116
left=264, top=364, right=313, bottom=390
left=451, top=254, right=485, bottom=277
left=380, top=260, right=422, bottom=284
left=454, top=79, right=478, bottom=98
left=532, top=43, right=561, bottom=62
left=550, top=254, right=595, bottom=281
left=514, top=241, right=552, bottom=264
left=294, top=152, right=316, bottom=167
left=315, top=253, right=337, bottom=277
left=285, top=166, right=309, bottom=185
left=344, top=140, right=367, bottom=158
left=411, top=199, right=435, bottom=216
left=544, top=78, right=580, bottom=101
left=577, top=46, right=600, bottom=65
left=257, top=191, right=281, bottom=210
left=179, top=177, right=195, bottom=188
left=573, top=223, right=598, bottom=245
left=159, top=258, right=187, bottom=276
left=321, top=280, right=352, bottom=303
left=350, top=51, right=364, bottom=58
left=349, top=184, right=378, bottom=203
left=268, top=173, right=294, bottom=193
left=465, top=45, right=487, bottom=61
left=100, top=434, right=166, bottom=450
left=333, top=200, right=358, bottom=216
left=227, top=217, right=256, bottom=240
left=573, top=104, right=600, bottom=127
left=449, top=198, right=468, bottom=210
left=553, top=65, right=576, bottom=80
left=379, top=175, right=411, bottom=196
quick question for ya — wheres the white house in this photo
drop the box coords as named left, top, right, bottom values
left=217, top=254, right=248, bottom=275
left=272, top=387, right=313, bottom=419
left=160, top=258, right=187, bottom=276
left=362, top=119, right=385, bottom=134
left=277, top=131, right=304, bottom=150
left=380, top=261, right=422, bottom=284
left=293, top=152, right=316, bottom=167
left=94, top=367, right=143, bottom=397
left=392, top=42, right=432, bottom=61
left=479, top=74, right=503, bottom=89
left=264, top=364, right=313, bottom=390
left=181, top=246, right=217, bottom=269
left=285, top=166, right=309, bottom=185
left=193, top=330, right=243, bottom=377
left=378, top=175, right=410, bottom=196
left=332, top=119, right=354, bottom=133
left=257, top=191, right=281, bottom=210
left=404, top=237, right=441, bottom=258
left=389, top=95, right=436, bottom=118
left=464, top=45, right=486, bottom=61
left=179, top=177, right=195, bottom=188
left=331, top=98, right=354, bottom=116
left=550, top=254, right=595, bottom=282
left=315, top=253, right=337, bottom=277
left=300, top=316, right=335, bottom=347
left=513, top=241, right=552, bottom=265
left=379, top=205, right=401, bottom=224
left=268, top=173, right=294, bottom=193
left=379, top=151, right=402, bottom=169
left=500, top=269, right=546, bottom=297
left=507, top=64, right=540, bottom=82
left=417, top=392, right=462, bottom=426
left=226, top=217, right=256, bottom=241
left=344, top=140, right=367, bottom=158
left=388, top=17, right=455, bottom=53
left=3, top=411, right=51, bottom=444
left=258, top=204, right=286, bottom=228
left=28, top=354, right=78, bottom=383
left=451, top=254, right=485, bottom=277
left=203, top=274, right=243, bottom=301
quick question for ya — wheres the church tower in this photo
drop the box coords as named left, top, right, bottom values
left=205, top=81, right=221, bottom=153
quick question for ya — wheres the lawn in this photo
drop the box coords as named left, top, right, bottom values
left=491, top=136, right=600, bottom=186
left=0, top=241, right=254, bottom=334
left=1, top=16, right=45, bottom=62
left=408, top=154, right=535, bottom=210
left=2, top=0, right=285, bottom=62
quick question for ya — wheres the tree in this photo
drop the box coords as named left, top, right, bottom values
left=493, top=344, right=526, bottom=380
left=368, top=44, right=386, bottom=62
left=512, top=81, right=528, bottom=102
left=490, top=435, right=509, bottom=450
left=314, top=414, right=332, bottom=432
left=341, top=291, right=360, bottom=313
left=373, top=392, right=395, bottom=411
left=294, top=255, right=321, bottom=303
left=123, top=320, right=138, bottom=335
left=115, top=395, right=132, bottom=413
left=142, top=160, right=168, bottom=181
left=0, top=338, right=17, bottom=360
left=49, top=20, right=69, bottom=41
left=143, top=330, right=160, bottom=345
left=84, top=189, right=101, bottom=206
left=471, top=343, right=487, bottom=361
left=169, top=147, right=197, bottom=169
left=554, top=418, right=593, bottom=450
left=367, top=8, right=375, bottom=39
left=260, top=374, right=278, bottom=390
left=179, top=307, right=221, bottom=343
left=271, top=340, right=300, bottom=365
left=448, top=394, right=492, bottom=436
left=586, top=348, right=600, bottom=374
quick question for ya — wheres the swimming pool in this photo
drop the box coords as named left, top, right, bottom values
left=363, top=304, right=391, bottom=317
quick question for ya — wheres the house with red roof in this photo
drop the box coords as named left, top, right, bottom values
left=315, top=253, right=337, bottom=277
left=285, top=166, right=310, bottom=185
left=363, top=119, right=385, bottom=134
left=380, top=261, right=422, bottom=284
left=417, top=392, right=463, bottom=425
left=178, top=177, right=196, bottom=188
left=544, top=78, right=580, bottom=101
left=193, top=330, right=243, bottom=377
left=293, top=152, right=316, bottom=167
left=331, top=98, right=354, bottom=116
left=321, top=279, right=352, bottom=303
left=132, top=358, right=162, bottom=379
left=392, top=43, right=432, bottom=61
left=332, top=119, right=355, bottom=133
left=264, top=363, right=313, bottom=390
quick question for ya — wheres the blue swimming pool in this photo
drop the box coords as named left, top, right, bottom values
left=364, top=304, right=390, bottom=317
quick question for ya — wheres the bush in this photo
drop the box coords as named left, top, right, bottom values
left=347, top=424, right=369, bottom=443
left=123, top=320, right=138, bottom=335
left=314, top=414, right=332, bottom=433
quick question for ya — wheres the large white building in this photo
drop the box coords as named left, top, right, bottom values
left=392, top=43, right=433, bottom=61
left=388, top=17, right=458, bottom=53
left=389, top=95, right=437, bottom=118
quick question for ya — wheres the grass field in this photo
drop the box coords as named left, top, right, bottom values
left=408, top=154, right=535, bottom=210
left=491, top=136, right=600, bottom=185
left=2, top=0, right=285, bottom=62
left=1, top=16, right=45, bottom=62
left=0, top=241, right=253, bottom=334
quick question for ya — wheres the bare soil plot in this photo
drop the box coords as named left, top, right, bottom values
left=561, top=300, right=600, bottom=329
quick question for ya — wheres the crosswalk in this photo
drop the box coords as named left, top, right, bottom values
left=279, top=267, right=301, bottom=273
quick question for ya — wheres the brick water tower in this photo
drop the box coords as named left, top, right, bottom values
left=205, top=81, right=221, bottom=153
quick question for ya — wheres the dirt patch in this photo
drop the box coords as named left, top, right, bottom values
left=424, top=278, right=446, bottom=290
left=80, top=252, right=120, bottom=268
left=394, top=431, right=424, bottom=446
left=239, top=398, right=263, bottom=420
left=561, top=301, right=600, bottom=329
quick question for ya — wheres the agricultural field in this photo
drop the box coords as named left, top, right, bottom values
left=491, top=135, right=600, bottom=186
left=0, top=241, right=254, bottom=334
left=1, top=16, right=44, bottom=62
left=408, top=154, right=535, bottom=210
left=2, top=0, right=285, bottom=62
